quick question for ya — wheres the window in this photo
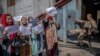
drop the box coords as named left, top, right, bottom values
left=7, top=0, right=15, bottom=7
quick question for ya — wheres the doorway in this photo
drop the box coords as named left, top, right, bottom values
left=82, top=0, right=100, bottom=41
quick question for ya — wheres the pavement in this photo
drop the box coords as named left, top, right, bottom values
left=58, top=41, right=100, bottom=56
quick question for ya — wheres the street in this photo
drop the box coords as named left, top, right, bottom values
left=58, top=41, right=100, bottom=56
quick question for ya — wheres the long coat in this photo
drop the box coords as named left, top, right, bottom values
left=31, top=27, right=38, bottom=56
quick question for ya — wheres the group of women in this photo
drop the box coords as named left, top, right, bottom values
left=0, top=12, right=60, bottom=56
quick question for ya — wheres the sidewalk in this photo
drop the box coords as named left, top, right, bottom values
left=58, top=41, right=100, bottom=56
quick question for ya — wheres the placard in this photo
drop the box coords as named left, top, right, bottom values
left=13, top=15, right=22, bottom=21
left=46, top=7, right=57, bottom=16
left=33, top=24, right=43, bottom=33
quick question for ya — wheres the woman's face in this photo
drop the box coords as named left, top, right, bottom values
left=21, top=17, right=27, bottom=25
left=6, top=16, right=13, bottom=25
left=28, top=17, right=33, bottom=23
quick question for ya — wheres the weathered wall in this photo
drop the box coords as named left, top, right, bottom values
left=15, top=0, right=54, bottom=17
left=56, top=0, right=82, bottom=42
left=15, top=0, right=34, bottom=17
left=32, top=0, right=54, bottom=18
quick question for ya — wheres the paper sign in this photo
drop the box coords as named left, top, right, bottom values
left=6, top=24, right=19, bottom=37
left=8, top=25, right=19, bottom=33
left=13, top=15, right=22, bottom=21
left=33, top=24, right=43, bottom=33
left=46, top=7, right=57, bottom=16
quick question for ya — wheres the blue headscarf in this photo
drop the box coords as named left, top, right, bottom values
left=32, top=18, right=39, bottom=27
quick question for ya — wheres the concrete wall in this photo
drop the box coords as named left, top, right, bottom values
left=15, top=0, right=54, bottom=17
left=66, top=0, right=82, bottom=30
left=56, top=0, right=82, bottom=42
left=15, top=0, right=34, bottom=17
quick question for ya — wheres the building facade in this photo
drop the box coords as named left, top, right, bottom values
left=56, top=0, right=82, bottom=42
left=1, top=0, right=82, bottom=42
left=1, top=0, right=54, bottom=17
